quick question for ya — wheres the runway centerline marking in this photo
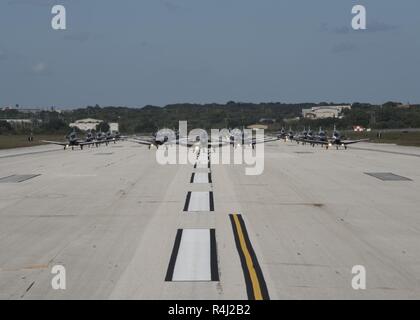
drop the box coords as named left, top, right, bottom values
left=165, top=229, right=219, bottom=282
left=183, top=191, right=214, bottom=212
left=229, top=214, right=270, bottom=300
left=190, top=172, right=212, bottom=184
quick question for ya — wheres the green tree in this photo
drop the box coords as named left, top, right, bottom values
left=96, top=122, right=110, bottom=132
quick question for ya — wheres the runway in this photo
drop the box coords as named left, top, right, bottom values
left=0, top=141, right=419, bottom=299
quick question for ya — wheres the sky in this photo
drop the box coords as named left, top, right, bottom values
left=0, top=0, right=419, bottom=108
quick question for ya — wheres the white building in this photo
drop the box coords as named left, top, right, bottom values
left=302, top=105, right=351, bottom=119
left=69, top=118, right=119, bottom=132
left=70, top=118, right=102, bottom=131
left=109, top=122, right=119, bottom=132
left=1, top=119, right=34, bottom=127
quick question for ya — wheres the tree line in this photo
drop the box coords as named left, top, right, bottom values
left=1, top=101, right=420, bottom=135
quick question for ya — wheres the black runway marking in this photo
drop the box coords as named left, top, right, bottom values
left=209, top=192, right=214, bottom=211
left=0, top=174, right=40, bottom=183
left=183, top=192, right=192, bottom=211
left=165, top=229, right=183, bottom=281
left=190, top=173, right=195, bottom=183
left=210, top=229, right=219, bottom=281
left=365, top=172, right=412, bottom=181
left=208, top=173, right=212, bottom=183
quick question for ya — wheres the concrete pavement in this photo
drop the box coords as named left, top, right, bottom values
left=0, top=141, right=419, bottom=299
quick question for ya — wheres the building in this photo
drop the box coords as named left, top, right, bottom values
left=70, top=118, right=119, bottom=132
left=302, top=105, right=351, bottom=120
left=5, top=119, right=33, bottom=124
left=1, top=106, right=61, bottom=113
left=0, top=119, right=34, bottom=127
left=247, top=124, right=268, bottom=130
left=70, top=118, right=103, bottom=131
left=109, top=122, right=119, bottom=132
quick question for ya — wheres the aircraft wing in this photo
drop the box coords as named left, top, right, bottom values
left=298, top=138, right=328, bottom=145
left=42, top=140, right=68, bottom=146
left=248, top=137, right=279, bottom=145
left=208, top=140, right=231, bottom=148
left=79, top=141, right=97, bottom=146
left=176, top=137, right=193, bottom=147
left=341, top=139, right=370, bottom=145
left=177, top=138, right=231, bottom=148
left=94, top=140, right=110, bottom=145
left=130, top=138, right=156, bottom=146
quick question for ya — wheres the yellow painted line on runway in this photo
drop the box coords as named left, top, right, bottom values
left=231, top=214, right=266, bottom=300
left=229, top=213, right=270, bottom=299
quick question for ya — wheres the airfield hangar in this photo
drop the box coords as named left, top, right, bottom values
left=302, top=105, right=351, bottom=120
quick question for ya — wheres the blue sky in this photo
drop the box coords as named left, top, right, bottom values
left=1, top=0, right=419, bottom=108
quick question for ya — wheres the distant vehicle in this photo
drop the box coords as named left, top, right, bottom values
left=286, top=127, right=294, bottom=141
left=85, top=130, right=95, bottom=143
left=306, top=127, right=314, bottom=142
left=276, top=127, right=286, bottom=140
left=296, top=126, right=314, bottom=145
left=42, top=130, right=97, bottom=150
left=95, top=131, right=108, bottom=145
left=131, top=129, right=179, bottom=149
left=277, top=127, right=294, bottom=141
left=353, top=125, right=366, bottom=132
left=228, top=129, right=279, bottom=149
left=132, top=129, right=278, bottom=150
left=298, top=125, right=369, bottom=149
left=299, top=128, right=328, bottom=146
left=315, top=127, right=328, bottom=144
left=327, top=125, right=369, bottom=149
left=295, top=127, right=308, bottom=143
left=133, top=129, right=228, bottom=150
left=292, top=125, right=364, bottom=151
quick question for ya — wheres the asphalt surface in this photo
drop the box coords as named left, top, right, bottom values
left=0, top=141, right=419, bottom=299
